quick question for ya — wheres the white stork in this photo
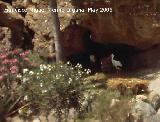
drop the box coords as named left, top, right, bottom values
left=111, top=53, right=123, bottom=71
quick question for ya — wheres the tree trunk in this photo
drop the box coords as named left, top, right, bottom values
left=49, top=0, right=65, bottom=62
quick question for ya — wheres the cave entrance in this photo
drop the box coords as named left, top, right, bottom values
left=99, top=43, right=141, bottom=73
left=64, top=21, right=141, bottom=73
left=67, top=41, right=141, bottom=73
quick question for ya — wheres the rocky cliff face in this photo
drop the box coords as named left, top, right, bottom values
left=69, top=0, right=160, bottom=50
left=0, top=1, right=34, bottom=49
left=0, top=0, right=160, bottom=70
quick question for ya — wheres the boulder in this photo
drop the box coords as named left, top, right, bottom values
left=136, top=95, right=147, bottom=102
left=132, top=100, right=156, bottom=118
left=144, top=114, right=160, bottom=122
left=130, top=93, right=160, bottom=122
left=148, top=91, right=160, bottom=111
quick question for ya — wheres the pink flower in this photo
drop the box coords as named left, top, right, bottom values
left=19, top=51, right=29, bottom=58
left=0, top=54, right=8, bottom=59
left=10, top=66, right=19, bottom=74
left=2, top=59, right=10, bottom=65
left=0, top=75, right=5, bottom=81
left=24, top=51, right=29, bottom=55
left=12, top=49, right=21, bottom=55
left=9, top=58, right=18, bottom=64
left=0, top=67, right=5, bottom=73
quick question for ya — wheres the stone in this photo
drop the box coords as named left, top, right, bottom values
left=132, top=100, right=156, bottom=118
left=135, top=95, right=147, bottom=101
left=144, top=114, right=160, bottom=122
left=32, top=118, right=40, bottom=122
left=157, top=108, right=160, bottom=114
left=148, top=91, right=160, bottom=111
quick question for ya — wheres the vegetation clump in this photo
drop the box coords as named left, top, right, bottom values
left=18, top=62, right=92, bottom=121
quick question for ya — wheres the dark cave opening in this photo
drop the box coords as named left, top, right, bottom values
left=68, top=42, right=141, bottom=73
left=99, top=43, right=141, bottom=73
left=66, top=32, right=141, bottom=73
left=64, top=21, right=142, bottom=73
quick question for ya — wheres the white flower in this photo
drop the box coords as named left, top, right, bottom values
left=47, top=64, right=51, bottom=68
left=22, top=77, right=29, bottom=83
left=86, top=69, right=91, bottom=74
left=40, top=68, right=43, bottom=71
left=40, top=64, right=48, bottom=71
left=36, top=76, right=40, bottom=79
left=68, top=77, right=72, bottom=84
left=43, top=65, right=47, bottom=69
left=67, top=61, right=70, bottom=65
left=42, top=89, right=47, bottom=93
left=17, top=74, right=22, bottom=78
left=29, top=71, right=34, bottom=75
left=78, top=71, right=82, bottom=74
left=24, top=95, right=28, bottom=101
left=26, top=109, right=32, bottom=116
left=75, top=63, right=82, bottom=68
left=23, top=68, right=29, bottom=73
left=40, top=83, right=43, bottom=87
left=40, top=64, right=44, bottom=71
left=18, top=109, right=23, bottom=115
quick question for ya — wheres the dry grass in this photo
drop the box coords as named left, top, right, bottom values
left=107, top=77, right=149, bottom=89
left=107, top=77, right=149, bottom=95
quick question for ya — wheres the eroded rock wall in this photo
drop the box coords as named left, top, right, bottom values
left=0, top=0, right=160, bottom=70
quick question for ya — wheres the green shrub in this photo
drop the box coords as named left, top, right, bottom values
left=92, top=90, right=120, bottom=121
left=82, top=89, right=132, bottom=122
left=27, top=50, right=44, bottom=65
left=18, top=62, right=91, bottom=121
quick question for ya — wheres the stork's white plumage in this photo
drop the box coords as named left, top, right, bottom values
left=111, top=54, right=122, bottom=70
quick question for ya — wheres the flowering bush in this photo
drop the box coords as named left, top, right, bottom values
left=0, top=48, right=30, bottom=89
left=18, top=62, right=91, bottom=121
left=0, top=48, right=31, bottom=120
